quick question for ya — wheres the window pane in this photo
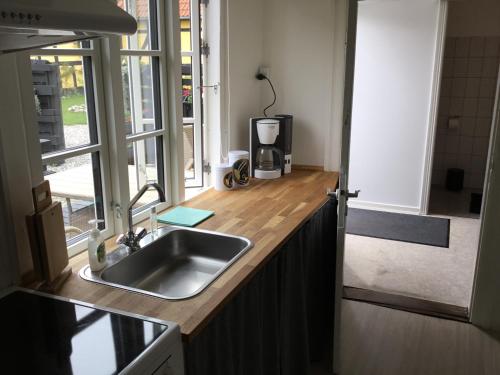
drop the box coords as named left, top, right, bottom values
left=183, top=124, right=195, bottom=180
left=31, top=55, right=97, bottom=155
left=128, top=137, right=163, bottom=210
left=118, top=0, right=155, bottom=50
left=43, top=153, right=105, bottom=243
left=180, top=0, right=192, bottom=52
left=122, top=55, right=157, bottom=135
left=181, top=56, right=193, bottom=118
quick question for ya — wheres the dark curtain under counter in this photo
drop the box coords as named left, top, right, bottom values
left=185, top=198, right=337, bottom=375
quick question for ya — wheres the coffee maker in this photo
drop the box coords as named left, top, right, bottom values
left=249, top=115, right=293, bottom=179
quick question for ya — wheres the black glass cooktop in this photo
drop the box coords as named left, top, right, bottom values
left=0, top=290, right=168, bottom=375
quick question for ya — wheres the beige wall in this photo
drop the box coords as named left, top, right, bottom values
left=261, top=0, right=335, bottom=167
left=447, top=0, right=500, bottom=37
left=0, top=54, right=35, bottom=281
left=432, top=36, right=500, bottom=190
left=225, top=0, right=265, bottom=154
left=225, top=0, right=337, bottom=168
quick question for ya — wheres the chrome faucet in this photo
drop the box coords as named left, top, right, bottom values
left=116, top=183, right=166, bottom=252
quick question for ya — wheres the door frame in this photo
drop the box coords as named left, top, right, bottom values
left=333, top=0, right=358, bottom=373
left=336, top=0, right=500, bottom=339
left=469, top=63, right=500, bottom=329
left=420, top=0, right=449, bottom=215
left=418, top=1, right=500, bottom=326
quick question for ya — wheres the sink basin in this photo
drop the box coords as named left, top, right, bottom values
left=80, top=226, right=253, bottom=300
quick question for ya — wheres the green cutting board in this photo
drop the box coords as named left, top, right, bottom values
left=157, top=206, right=214, bottom=227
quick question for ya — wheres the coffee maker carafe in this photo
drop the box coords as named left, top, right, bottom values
left=254, top=119, right=284, bottom=179
left=255, top=145, right=283, bottom=172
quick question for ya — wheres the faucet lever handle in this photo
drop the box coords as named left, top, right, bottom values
left=116, top=233, right=127, bottom=245
left=135, top=227, right=147, bottom=241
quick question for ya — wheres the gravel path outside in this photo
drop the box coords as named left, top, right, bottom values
left=47, top=124, right=91, bottom=172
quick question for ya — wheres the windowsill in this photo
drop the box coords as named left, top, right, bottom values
left=185, top=186, right=211, bottom=201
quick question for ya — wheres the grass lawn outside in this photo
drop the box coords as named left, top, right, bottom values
left=61, top=95, right=87, bottom=126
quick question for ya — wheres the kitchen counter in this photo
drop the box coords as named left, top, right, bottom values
left=57, top=170, right=339, bottom=342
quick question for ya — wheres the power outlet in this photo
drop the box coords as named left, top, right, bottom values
left=258, top=66, right=270, bottom=79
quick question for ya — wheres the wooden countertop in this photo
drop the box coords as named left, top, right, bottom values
left=57, top=170, right=339, bottom=341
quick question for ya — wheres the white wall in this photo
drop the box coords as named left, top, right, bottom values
left=348, top=0, right=441, bottom=212
left=225, top=0, right=265, bottom=154
left=260, top=0, right=335, bottom=167
left=224, top=0, right=337, bottom=168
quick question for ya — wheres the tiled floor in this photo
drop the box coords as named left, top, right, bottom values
left=428, top=185, right=482, bottom=218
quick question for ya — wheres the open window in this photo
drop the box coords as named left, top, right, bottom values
left=22, top=0, right=174, bottom=256
left=118, top=0, right=167, bottom=213
left=29, top=41, right=114, bottom=256
left=180, top=0, right=204, bottom=188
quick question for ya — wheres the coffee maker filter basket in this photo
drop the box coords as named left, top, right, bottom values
left=256, top=119, right=280, bottom=145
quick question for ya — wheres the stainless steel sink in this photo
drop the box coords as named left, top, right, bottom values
left=80, top=226, right=252, bottom=300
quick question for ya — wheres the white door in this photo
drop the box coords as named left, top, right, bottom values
left=470, top=64, right=500, bottom=331
left=332, top=0, right=359, bottom=373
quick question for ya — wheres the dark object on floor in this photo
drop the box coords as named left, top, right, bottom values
left=446, top=168, right=464, bottom=191
left=470, top=193, right=483, bottom=214
left=346, top=208, right=450, bottom=248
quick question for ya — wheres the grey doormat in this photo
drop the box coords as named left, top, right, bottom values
left=346, top=208, right=450, bottom=248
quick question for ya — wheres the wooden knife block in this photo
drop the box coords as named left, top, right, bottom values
left=38, top=202, right=70, bottom=280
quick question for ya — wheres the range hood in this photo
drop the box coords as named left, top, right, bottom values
left=0, top=0, right=137, bottom=54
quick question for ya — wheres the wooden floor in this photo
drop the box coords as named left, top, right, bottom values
left=313, top=300, right=500, bottom=375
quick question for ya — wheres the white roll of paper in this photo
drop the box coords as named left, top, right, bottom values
left=214, top=163, right=234, bottom=191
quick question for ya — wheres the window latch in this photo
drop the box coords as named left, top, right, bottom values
left=197, top=82, right=219, bottom=94
left=201, top=41, right=210, bottom=57
left=203, top=161, right=211, bottom=174
left=112, top=202, right=122, bottom=219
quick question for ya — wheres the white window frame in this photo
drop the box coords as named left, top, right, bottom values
left=21, top=43, right=116, bottom=257
left=110, top=0, right=172, bottom=226
left=183, top=0, right=204, bottom=188
left=16, top=0, right=181, bottom=257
